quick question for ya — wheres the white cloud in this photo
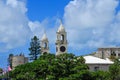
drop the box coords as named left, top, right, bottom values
left=64, top=0, right=120, bottom=50
left=28, top=19, right=59, bottom=44
left=0, top=0, right=31, bottom=52
left=0, top=0, right=60, bottom=52
left=27, top=0, right=120, bottom=54
left=28, top=20, right=48, bottom=37
left=1, top=0, right=119, bottom=54
left=64, top=0, right=117, bottom=28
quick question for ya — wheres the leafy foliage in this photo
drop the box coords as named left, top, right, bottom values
left=10, top=53, right=92, bottom=80
left=29, top=36, right=41, bottom=60
left=9, top=53, right=120, bottom=80
left=91, top=70, right=109, bottom=80
left=8, top=53, right=14, bottom=68
left=109, top=59, right=120, bottom=80
left=0, top=68, right=2, bottom=74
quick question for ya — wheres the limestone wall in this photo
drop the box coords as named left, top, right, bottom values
left=87, top=64, right=111, bottom=71
left=12, top=56, right=28, bottom=69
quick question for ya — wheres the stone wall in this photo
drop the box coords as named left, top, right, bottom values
left=12, top=55, right=28, bottom=69
left=87, top=64, right=111, bottom=71
left=94, top=48, right=120, bottom=59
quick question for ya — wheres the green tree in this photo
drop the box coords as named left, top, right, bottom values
left=10, top=53, right=92, bottom=80
left=8, top=53, right=14, bottom=68
left=91, top=70, right=109, bottom=80
left=29, top=36, right=41, bottom=60
left=109, top=59, right=120, bottom=80
left=0, top=68, right=2, bottom=74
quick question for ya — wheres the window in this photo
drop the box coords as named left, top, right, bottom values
left=60, top=34, right=64, bottom=41
left=111, top=51, right=116, bottom=56
left=118, top=53, right=120, bottom=56
left=44, top=42, right=47, bottom=49
left=111, top=53, right=116, bottom=56
left=94, top=67, right=99, bottom=71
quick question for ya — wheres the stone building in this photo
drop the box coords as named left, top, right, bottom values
left=12, top=54, right=28, bottom=69
left=84, top=56, right=113, bottom=71
left=94, top=47, right=120, bottom=59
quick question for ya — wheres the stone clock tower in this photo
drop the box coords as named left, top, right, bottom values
left=41, top=32, right=49, bottom=55
left=55, top=22, right=68, bottom=55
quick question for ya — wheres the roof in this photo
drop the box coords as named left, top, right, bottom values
left=84, top=56, right=114, bottom=64
left=41, top=33, right=48, bottom=41
left=57, top=23, right=65, bottom=32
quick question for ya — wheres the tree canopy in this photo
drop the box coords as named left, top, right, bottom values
left=10, top=53, right=93, bottom=80
left=109, top=59, right=120, bottom=80
left=8, top=53, right=14, bottom=69
left=9, top=53, right=120, bottom=80
left=29, top=36, right=41, bottom=60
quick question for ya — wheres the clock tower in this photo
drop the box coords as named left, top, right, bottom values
left=41, top=32, right=49, bottom=55
left=55, top=22, right=68, bottom=55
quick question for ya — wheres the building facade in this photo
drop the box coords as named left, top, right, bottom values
left=12, top=54, right=28, bottom=69
left=94, top=47, right=120, bottom=59
left=84, top=56, right=113, bottom=71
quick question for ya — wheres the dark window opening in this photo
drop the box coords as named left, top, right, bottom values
left=111, top=51, right=116, bottom=56
left=118, top=53, right=120, bottom=56
left=60, top=34, right=64, bottom=41
left=44, top=42, right=47, bottom=49
left=43, top=52, right=47, bottom=55
left=94, top=67, right=99, bottom=71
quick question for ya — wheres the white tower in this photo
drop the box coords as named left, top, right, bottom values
left=41, top=32, right=49, bottom=55
left=55, top=22, right=68, bottom=55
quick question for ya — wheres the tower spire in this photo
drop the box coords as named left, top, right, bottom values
left=41, top=30, right=49, bottom=55
left=41, top=30, right=48, bottom=41
left=57, top=20, right=65, bottom=33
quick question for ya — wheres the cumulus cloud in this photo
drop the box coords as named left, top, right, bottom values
left=28, top=0, right=120, bottom=54
left=0, top=0, right=31, bottom=52
left=64, top=0, right=120, bottom=51
left=0, top=0, right=59, bottom=53
left=1, top=0, right=120, bottom=54
left=28, top=18, right=59, bottom=44
left=28, top=20, right=48, bottom=37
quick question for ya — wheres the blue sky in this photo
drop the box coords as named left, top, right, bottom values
left=0, top=0, right=120, bottom=68
left=27, top=0, right=71, bottom=21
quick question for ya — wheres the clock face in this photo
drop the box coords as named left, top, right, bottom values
left=60, top=46, right=66, bottom=52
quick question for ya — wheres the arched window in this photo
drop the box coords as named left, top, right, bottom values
left=44, top=42, right=47, bottom=49
left=60, top=34, right=64, bottom=41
